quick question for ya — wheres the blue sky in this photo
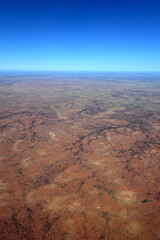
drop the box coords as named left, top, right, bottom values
left=0, top=0, right=160, bottom=71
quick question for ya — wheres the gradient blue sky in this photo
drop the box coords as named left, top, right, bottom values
left=0, top=0, right=160, bottom=71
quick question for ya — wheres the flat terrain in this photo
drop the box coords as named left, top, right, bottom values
left=0, top=72, right=159, bottom=240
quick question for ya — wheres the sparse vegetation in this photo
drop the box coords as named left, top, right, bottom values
left=0, top=72, right=159, bottom=239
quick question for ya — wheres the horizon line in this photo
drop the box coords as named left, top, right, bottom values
left=0, top=70, right=160, bottom=73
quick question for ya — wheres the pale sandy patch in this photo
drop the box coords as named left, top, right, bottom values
left=105, top=169, right=115, bottom=176
left=95, top=206, right=101, bottom=210
left=49, top=131, right=58, bottom=140
left=107, top=108, right=116, bottom=114
left=119, top=208, right=138, bottom=219
left=56, top=168, right=81, bottom=183
left=0, top=180, right=9, bottom=206
left=119, top=208, right=128, bottom=219
left=47, top=195, right=68, bottom=212
left=57, top=174, right=72, bottom=182
left=22, top=157, right=31, bottom=168
left=114, top=178, right=124, bottom=186
left=13, top=139, right=22, bottom=151
left=55, top=167, right=75, bottom=182
left=26, top=191, right=34, bottom=205
left=43, top=183, right=57, bottom=190
left=151, top=148, right=160, bottom=154
left=128, top=222, right=141, bottom=234
left=38, top=150, right=47, bottom=156
left=152, top=123, right=160, bottom=130
left=90, top=160, right=104, bottom=166
left=73, top=202, right=80, bottom=206
left=132, top=131, right=141, bottom=136
left=107, top=106, right=126, bottom=114
left=26, top=184, right=57, bottom=205
left=0, top=180, right=8, bottom=190
left=117, top=190, right=137, bottom=204
left=64, top=218, right=76, bottom=240
left=93, top=161, right=102, bottom=166
left=106, top=133, right=112, bottom=143
left=10, top=127, right=17, bottom=133
left=0, top=193, right=8, bottom=206
left=68, top=201, right=83, bottom=213
left=56, top=110, right=67, bottom=120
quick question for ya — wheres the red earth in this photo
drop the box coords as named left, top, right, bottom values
left=0, top=73, right=159, bottom=240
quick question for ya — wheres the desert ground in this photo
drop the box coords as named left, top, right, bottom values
left=0, top=72, right=159, bottom=240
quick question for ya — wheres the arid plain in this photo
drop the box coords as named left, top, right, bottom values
left=0, top=72, right=159, bottom=240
